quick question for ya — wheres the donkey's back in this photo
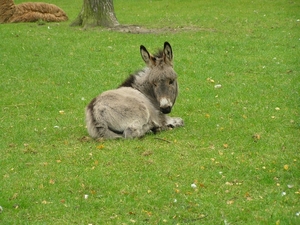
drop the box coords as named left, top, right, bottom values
left=86, top=87, right=164, bottom=139
left=86, top=42, right=183, bottom=139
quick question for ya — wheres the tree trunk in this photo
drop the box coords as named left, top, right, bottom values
left=71, top=0, right=119, bottom=28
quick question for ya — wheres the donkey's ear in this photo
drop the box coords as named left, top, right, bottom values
left=163, top=42, right=173, bottom=64
left=140, top=45, right=156, bottom=66
left=140, top=45, right=151, bottom=64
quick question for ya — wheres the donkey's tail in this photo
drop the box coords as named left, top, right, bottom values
left=85, top=109, right=99, bottom=139
left=85, top=98, right=103, bottom=139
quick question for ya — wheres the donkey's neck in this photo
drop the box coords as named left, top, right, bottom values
left=118, top=68, right=148, bottom=89
left=134, top=69, right=158, bottom=107
left=119, top=68, right=160, bottom=110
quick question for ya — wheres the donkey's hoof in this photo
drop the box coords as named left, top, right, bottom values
left=177, top=118, right=184, bottom=127
left=168, top=117, right=184, bottom=128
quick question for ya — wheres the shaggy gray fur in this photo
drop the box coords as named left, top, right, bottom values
left=85, top=42, right=183, bottom=139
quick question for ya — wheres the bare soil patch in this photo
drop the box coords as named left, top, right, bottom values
left=107, top=24, right=215, bottom=34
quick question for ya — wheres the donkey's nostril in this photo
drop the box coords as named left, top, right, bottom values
left=160, top=98, right=172, bottom=114
left=160, top=106, right=171, bottom=114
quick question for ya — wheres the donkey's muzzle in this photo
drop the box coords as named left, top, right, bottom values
left=160, top=106, right=171, bottom=114
left=160, top=97, right=172, bottom=114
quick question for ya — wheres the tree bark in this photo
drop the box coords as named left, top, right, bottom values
left=71, top=0, right=119, bottom=28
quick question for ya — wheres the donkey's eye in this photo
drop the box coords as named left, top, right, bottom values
left=153, top=82, right=157, bottom=87
left=169, top=79, right=174, bottom=85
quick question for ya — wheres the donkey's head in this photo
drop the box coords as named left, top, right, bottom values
left=140, top=42, right=178, bottom=114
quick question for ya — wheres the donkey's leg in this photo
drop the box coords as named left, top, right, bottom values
left=94, top=109, right=125, bottom=139
left=123, top=120, right=152, bottom=138
left=86, top=105, right=123, bottom=139
left=87, top=118, right=122, bottom=139
left=103, top=128, right=123, bottom=139
left=165, top=116, right=184, bottom=128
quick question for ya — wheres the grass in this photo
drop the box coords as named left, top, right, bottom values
left=0, top=0, right=299, bottom=224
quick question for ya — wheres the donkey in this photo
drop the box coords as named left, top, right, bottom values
left=85, top=42, right=184, bottom=139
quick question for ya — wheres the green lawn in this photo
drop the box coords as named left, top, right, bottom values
left=1, top=0, right=299, bottom=224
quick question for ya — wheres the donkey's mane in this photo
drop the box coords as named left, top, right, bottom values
left=118, top=74, right=136, bottom=88
left=153, top=49, right=164, bottom=58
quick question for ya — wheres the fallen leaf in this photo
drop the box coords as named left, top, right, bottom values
left=41, top=200, right=51, bottom=204
left=142, top=209, right=152, bottom=216
left=199, top=183, right=205, bottom=188
left=97, top=145, right=104, bottom=149
left=223, top=143, right=229, bottom=149
left=79, top=136, right=91, bottom=142
left=142, top=150, right=153, bottom=156
left=49, top=179, right=55, bottom=184
left=227, top=200, right=234, bottom=205
left=245, top=192, right=252, bottom=201
left=252, top=134, right=261, bottom=142
left=10, top=193, right=18, bottom=200
left=207, top=77, right=215, bottom=83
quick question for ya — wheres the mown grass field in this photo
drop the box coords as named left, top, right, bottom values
left=1, top=0, right=299, bottom=224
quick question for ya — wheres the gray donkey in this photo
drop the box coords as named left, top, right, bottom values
left=85, top=42, right=184, bottom=139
